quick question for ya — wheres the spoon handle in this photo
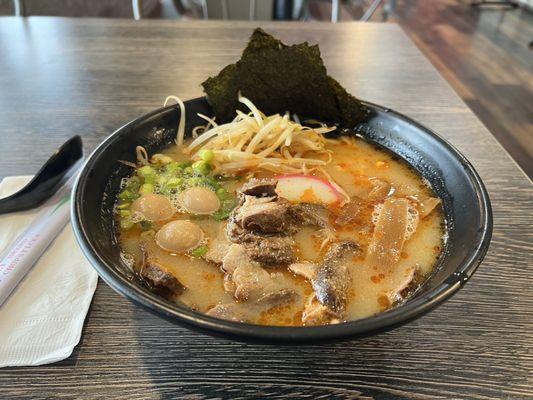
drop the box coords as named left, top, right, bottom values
left=0, top=136, right=83, bottom=215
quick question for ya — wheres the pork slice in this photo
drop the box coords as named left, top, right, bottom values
left=290, top=203, right=330, bottom=228
left=222, top=244, right=295, bottom=304
left=233, top=266, right=295, bottom=304
left=232, top=262, right=273, bottom=301
left=239, top=178, right=278, bottom=199
left=302, top=295, right=341, bottom=326
left=226, top=218, right=295, bottom=266
left=222, top=244, right=272, bottom=301
left=207, top=288, right=296, bottom=323
left=204, top=225, right=232, bottom=265
left=223, top=274, right=236, bottom=293
left=206, top=303, right=248, bottom=323
left=140, top=259, right=185, bottom=297
left=289, top=262, right=318, bottom=280
left=311, top=240, right=359, bottom=315
left=392, top=266, right=423, bottom=304
left=244, top=235, right=295, bottom=266
left=226, top=216, right=257, bottom=243
left=221, top=243, right=251, bottom=274
left=237, top=195, right=293, bottom=234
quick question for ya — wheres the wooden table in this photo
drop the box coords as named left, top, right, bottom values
left=0, top=17, right=531, bottom=399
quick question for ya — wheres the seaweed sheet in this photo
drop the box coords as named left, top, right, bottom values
left=202, top=28, right=368, bottom=127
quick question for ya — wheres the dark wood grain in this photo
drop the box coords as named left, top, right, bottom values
left=0, top=18, right=531, bottom=400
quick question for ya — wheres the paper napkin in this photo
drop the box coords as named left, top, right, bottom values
left=0, top=176, right=98, bottom=367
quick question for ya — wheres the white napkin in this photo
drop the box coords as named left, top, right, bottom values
left=0, top=176, right=98, bottom=367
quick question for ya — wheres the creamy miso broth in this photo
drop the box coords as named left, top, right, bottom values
left=111, top=28, right=447, bottom=327
left=116, top=128, right=444, bottom=326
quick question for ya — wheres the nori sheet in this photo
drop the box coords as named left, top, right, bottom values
left=202, top=28, right=368, bottom=127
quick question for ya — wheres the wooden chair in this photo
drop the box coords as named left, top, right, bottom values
left=12, top=0, right=146, bottom=19
left=299, top=0, right=383, bottom=22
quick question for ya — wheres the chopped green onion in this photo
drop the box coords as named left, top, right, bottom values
left=120, top=220, right=134, bottom=230
left=126, top=176, right=141, bottom=188
left=202, top=176, right=219, bottom=189
left=119, top=209, right=131, bottom=217
left=215, top=188, right=232, bottom=200
left=156, top=175, right=168, bottom=185
left=143, top=175, right=156, bottom=184
left=137, top=165, right=155, bottom=177
left=192, top=160, right=211, bottom=175
left=212, top=197, right=237, bottom=221
left=191, top=245, right=208, bottom=258
left=152, top=154, right=174, bottom=165
left=117, top=202, right=131, bottom=210
left=139, top=221, right=152, bottom=231
left=165, top=162, right=182, bottom=174
left=167, top=177, right=183, bottom=188
left=186, top=177, right=204, bottom=187
left=199, top=149, right=214, bottom=163
left=118, top=190, right=137, bottom=202
left=212, top=209, right=231, bottom=221
left=140, top=183, right=154, bottom=194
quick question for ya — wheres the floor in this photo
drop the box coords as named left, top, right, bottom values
left=388, top=1, right=533, bottom=179
left=311, top=0, right=533, bottom=178
left=1, top=0, right=531, bottom=177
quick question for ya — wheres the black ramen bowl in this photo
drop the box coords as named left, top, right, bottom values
left=71, top=97, right=492, bottom=343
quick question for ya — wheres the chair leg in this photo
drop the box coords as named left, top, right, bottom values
left=296, top=0, right=307, bottom=20
left=250, top=0, right=257, bottom=20
left=13, top=0, right=26, bottom=16
left=221, top=0, right=229, bottom=19
left=172, top=0, right=187, bottom=15
left=331, top=0, right=339, bottom=22
left=274, top=0, right=293, bottom=20
left=201, top=0, right=208, bottom=19
left=360, top=0, right=383, bottom=22
left=132, top=0, right=142, bottom=20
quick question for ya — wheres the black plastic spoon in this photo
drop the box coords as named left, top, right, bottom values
left=0, top=136, right=83, bottom=215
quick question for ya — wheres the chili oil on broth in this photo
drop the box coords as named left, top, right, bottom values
left=322, top=138, right=444, bottom=320
left=117, top=136, right=444, bottom=326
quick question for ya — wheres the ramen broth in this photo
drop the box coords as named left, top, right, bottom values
left=117, top=135, right=444, bottom=326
